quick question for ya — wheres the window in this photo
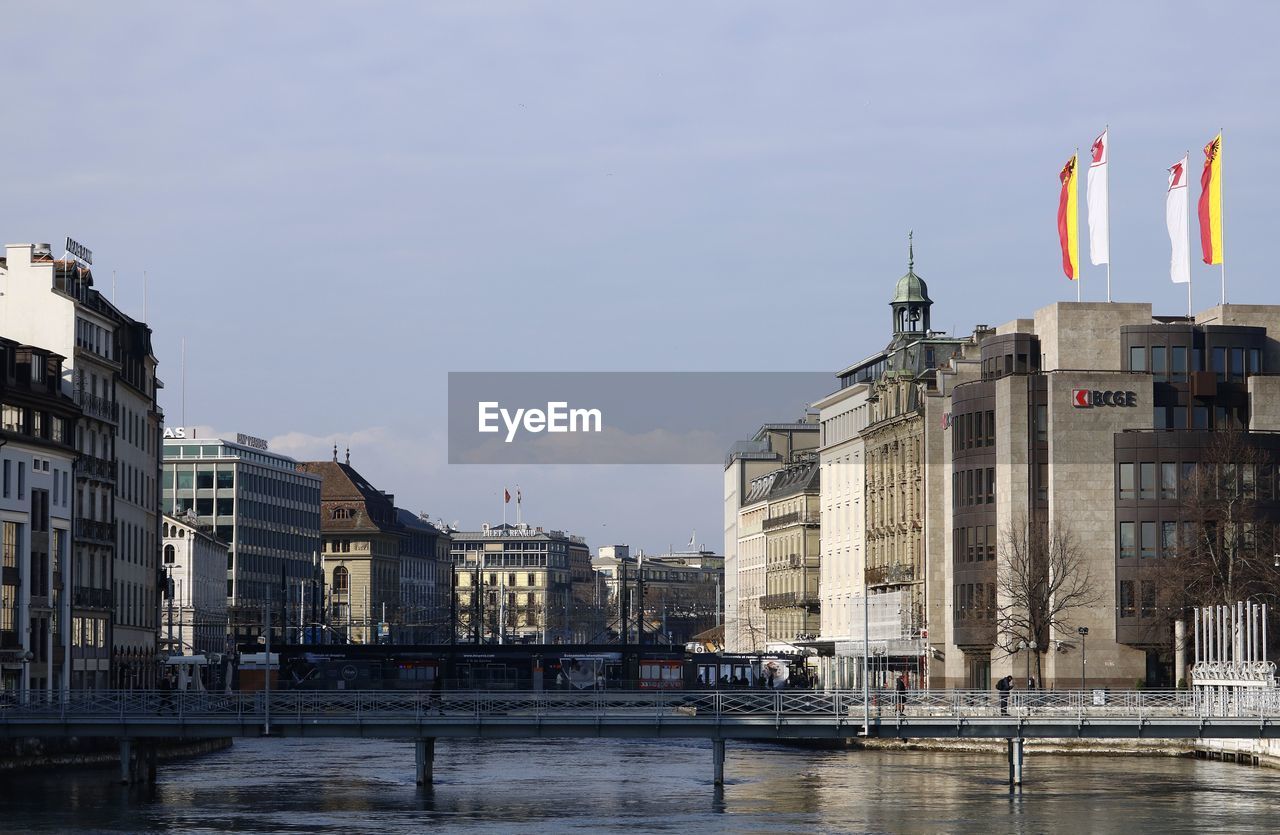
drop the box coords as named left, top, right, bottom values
left=1034, top=404, right=1047, bottom=443
left=1171, top=346, right=1188, bottom=382
left=1161, top=521, right=1178, bottom=555
left=1119, top=463, right=1135, bottom=500
left=333, top=566, right=350, bottom=593
left=1139, top=463, right=1156, bottom=500
left=1119, top=522, right=1136, bottom=558
left=1160, top=463, right=1177, bottom=500
left=986, top=410, right=995, bottom=447
left=1036, top=463, right=1048, bottom=502
left=986, top=525, right=996, bottom=560
left=1129, top=346, right=1146, bottom=372
left=2, top=460, right=8, bottom=498
left=1231, top=348, right=1245, bottom=379
left=1249, top=348, right=1261, bottom=375
left=1119, top=580, right=1136, bottom=617
left=1211, top=347, right=1227, bottom=380
left=1151, top=346, right=1167, bottom=380
left=1153, top=406, right=1170, bottom=430
left=1140, top=581, right=1157, bottom=618
left=1192, top=406, right=1209, bottom=430
left=986, top=467, right=995, bottom=503
left=163, top=545, right=175, bottom=564
left=1140, top=522, right=1157, bottom=558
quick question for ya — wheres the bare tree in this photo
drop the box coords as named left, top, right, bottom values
left=996, top=513, right=1099, bottom=683
left=1159, top=429, right=1280, bottom=608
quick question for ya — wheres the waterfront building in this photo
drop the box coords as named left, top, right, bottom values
left=723, top=421, right=819, bottom=652
left=813, top=381, right=871, bottom=687
left=757, top=458, right=821, bottom=651
left=164, top=431, right=322, bottom=646
left=450, top=523, right=582, bottom=644
left=936, top=301, right=1280, bottom=689
left=1, top=242, right=163, bottom=689
left=394, top=508, right=451, bottom=643
left=592, top=546, right=723, bottom=645
left=298, top=454, right=402, bottom=645
left=161, top=513, right=228, bottom=656
left=0, top=339, right=78, bottom=693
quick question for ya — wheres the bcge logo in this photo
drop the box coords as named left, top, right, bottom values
left=1072, top=389, right=1136, bottom=408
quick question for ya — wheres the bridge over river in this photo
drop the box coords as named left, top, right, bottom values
left=4, top=688, right=1278, bottom=787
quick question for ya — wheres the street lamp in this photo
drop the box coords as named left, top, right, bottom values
left=1019, top=639, right=1037, bottom=686
left=1077, top=626, right=1090, bottom=692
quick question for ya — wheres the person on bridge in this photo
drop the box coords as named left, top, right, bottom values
left=995, top=675, right=1013, bottom=715
left=894, top=673, right=908, bottom=716
left=428, top=673, right=445, bottom=715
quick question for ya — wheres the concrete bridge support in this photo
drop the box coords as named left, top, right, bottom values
left=415, top=738, right=435, bottom=786
left=1007, top=738, right=1024, bottom=788
left=119, top=739, right=132, bottom=784
left=712, top=739, right=725, bottom=786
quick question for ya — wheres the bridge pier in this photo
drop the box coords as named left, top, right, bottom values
left=145, top=744, right=158, bottom=785
left=712, top=739, right=725, bottom=786
left=415, top=738, right=435, bottom=786
left=1007, top=738, right=1024, bottom=788
left=118, top=739, right=132, bottom=784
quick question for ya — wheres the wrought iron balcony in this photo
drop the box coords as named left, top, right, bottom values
left=75, top=518, right=116, bottom=545
left=759, top=591, right=821, bottom=611
left=77, top=454, right=117, bottom=483
left=73, top=586, right=113, bottom=610
left=74, top=391, right=118, bottom=422
left=865, top=563, right=917, bottom=587
left=761, top=512, right=820, bottom=531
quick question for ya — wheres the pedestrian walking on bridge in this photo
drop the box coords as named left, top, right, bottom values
left=995, top=675, right=1013, bottom=716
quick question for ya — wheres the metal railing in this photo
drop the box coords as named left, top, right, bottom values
left=1, top=688, right=1277, bottom=724
left=74, top=518, right=116, bottom=544
left=76, top=454, right=117, bottom=482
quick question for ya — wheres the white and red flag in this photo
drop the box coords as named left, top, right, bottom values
left=1167, top=155, right=1191, bottom=284
left=504, top=488, right=511, bottom=503
left=1086, top=128, right=1109, bottom=265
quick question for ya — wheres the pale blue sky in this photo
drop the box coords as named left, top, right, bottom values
left=2, top=3, right=1276, bottom=551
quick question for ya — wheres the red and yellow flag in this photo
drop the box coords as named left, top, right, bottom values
left=1198, top=133, right=1223, bottom=265
left=1057, top=154, right=1080, bottom=280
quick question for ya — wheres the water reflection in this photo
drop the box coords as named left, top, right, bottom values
left=1, top=737, right=1275, bottom=833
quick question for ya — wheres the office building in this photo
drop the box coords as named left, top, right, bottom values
left=164, top=431, right=322, bottom=645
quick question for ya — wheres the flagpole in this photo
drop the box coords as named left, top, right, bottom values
left=502, top=488, right=507, bottom=528
left=1076, top=149, right=1082, bottom=303
left=1186, top=149, right=1194, bottom=319
left=1105, top=126, right=1112, bottom=303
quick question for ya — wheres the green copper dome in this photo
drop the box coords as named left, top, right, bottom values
left=892, top=269, right=932, bottom=305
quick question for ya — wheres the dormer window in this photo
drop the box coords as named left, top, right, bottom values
left=331, top=507, right=352, bottom=520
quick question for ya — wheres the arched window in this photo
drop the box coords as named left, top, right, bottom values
left=333, top=565, right=350, bottom=594
left=163, top=544, right=175, bottom=564
left=331, top=507, right=351, bottom=520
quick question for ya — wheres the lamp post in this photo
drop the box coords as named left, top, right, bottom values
left=1019, top=639, right=1037, bottom=686
left=1077, top=626, right=1090, bottom=693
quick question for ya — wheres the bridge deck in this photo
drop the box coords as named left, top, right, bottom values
left=2, top=689, right=1277, bottom=741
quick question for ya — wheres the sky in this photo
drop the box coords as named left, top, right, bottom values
left=2, top=2, right=1277, bottom=553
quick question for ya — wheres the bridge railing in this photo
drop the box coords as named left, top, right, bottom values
left=2, top=688, right=1278, bottom=722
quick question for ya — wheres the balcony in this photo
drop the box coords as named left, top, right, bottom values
left=759, top=591, right=821, bottom=612
left=866, top=563, right=917, bottom=587
left=75, top=518, right=116, bottom=545
left=75, top=391, right=118, bottom=422
left=73, top=586, right=113, bottom=610
left=77, top=454, right=117, bottom=483
left=762, top=512, right=820, bottom=531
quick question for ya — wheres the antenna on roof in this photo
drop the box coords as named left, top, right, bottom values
left=345, top=447, right=350, bottom=465
left=332, top=444, right=338, bottom=462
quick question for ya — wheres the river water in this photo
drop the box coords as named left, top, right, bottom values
left=2, top=737, right=1275, bottom=833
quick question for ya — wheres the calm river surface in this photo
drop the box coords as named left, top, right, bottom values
left=2, top=737, right=1276, bottom=833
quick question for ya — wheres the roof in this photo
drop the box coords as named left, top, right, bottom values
left=297, top=459, right=400, bottom=533
left=892, top=268, right=932, bottom=305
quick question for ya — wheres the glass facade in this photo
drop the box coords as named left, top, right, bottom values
left=162, top=438, right=321, bottom=636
